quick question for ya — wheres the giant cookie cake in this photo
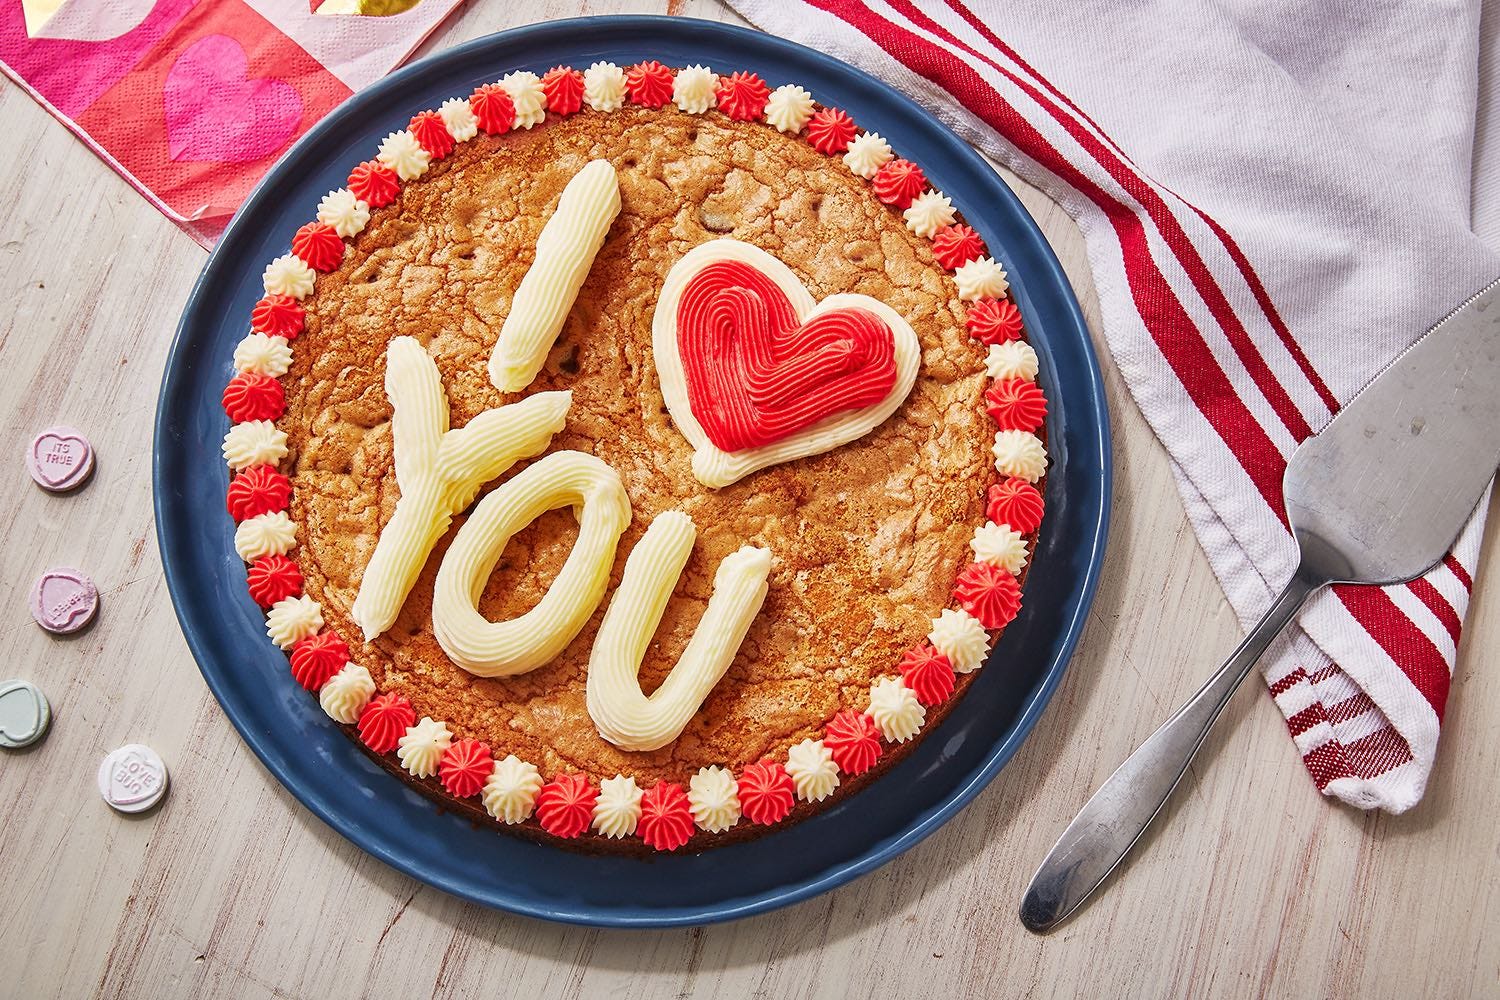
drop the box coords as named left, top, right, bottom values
left=218, top=61, right=1049, bottom=852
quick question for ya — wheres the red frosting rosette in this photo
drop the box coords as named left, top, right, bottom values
left=966, top=297, right=1024, bottom=344
left=985, top=478, right=1045, bottom=534
left=250, top=293, right=305, bottom=339
left=440, top=739, right=493, bottom=798
left=899, top=643, right=956, bottom=706
left=290, top=631, right=350, bottom=691
left=227, top=465, right=291, bottom=520
left=872, top=159, right=926, bottom=209
left=408, top=110, right=456, bottom=159
left=540, top=66, right=585, bottom=116
left=806, top=107, right=857, bottom=154
left=222, top=371, right=286, bottom=423
left=738, top=758, right=796, bottom=825
left=953, top=562, right=1022, bottom=629
left=291, top=222, right=344, bottom=273
left=347, top=160, right=400, bottom=209
left=357, top=692, right=415, bottom=753
left=625, top=60, right=675, bottom=108
left=932, top=224, right=986, bottom=271
left=469, top=83, right=516, bottom=134
left=638, top=781, right=695, bottom=851
left=985, top=377, right=1047, bottom=433
left=824, top=709, right=882, bottom=776
left=535, top=773, right=597, bottom=838
left=716, top=71, right=770, bottom=121
left=246, top=553, right=302, bottom=608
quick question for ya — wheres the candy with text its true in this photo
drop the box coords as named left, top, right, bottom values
left=27, top=426, right=94, bottom=492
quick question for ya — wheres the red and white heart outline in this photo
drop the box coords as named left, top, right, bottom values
left=653, top=238, right=921, bottom=488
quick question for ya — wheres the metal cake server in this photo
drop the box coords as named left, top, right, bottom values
left=1021, top=276, right=1500, bottom=933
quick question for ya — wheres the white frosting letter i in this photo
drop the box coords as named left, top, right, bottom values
left=350, top=336, right=570, bottom=642
left=488, top=159, right=622, bottom=392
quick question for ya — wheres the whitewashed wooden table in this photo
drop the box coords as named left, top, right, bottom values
left=2, top=4, right=1497, bottom=998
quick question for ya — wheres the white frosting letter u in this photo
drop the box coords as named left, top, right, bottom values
left=587, top=512, right=771, bottom=751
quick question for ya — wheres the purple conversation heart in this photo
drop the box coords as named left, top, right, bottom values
left=29, top=568, right=99, bottom=634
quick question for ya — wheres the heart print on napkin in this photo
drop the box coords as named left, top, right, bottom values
left=0, top=0, right=463, bottom=247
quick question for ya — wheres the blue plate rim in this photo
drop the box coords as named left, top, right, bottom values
left=153, top=14, right=1111, bottom=927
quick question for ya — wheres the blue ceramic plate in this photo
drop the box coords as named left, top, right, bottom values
left=154, top=16, right=1109, bottom=927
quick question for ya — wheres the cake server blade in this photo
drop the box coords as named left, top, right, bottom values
left=1021, top=275, right=1500, bottom=933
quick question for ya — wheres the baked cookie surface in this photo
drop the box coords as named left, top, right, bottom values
left=221, top=66, right=1047, bottom=851
left=286, top=106, right=989, bottom=787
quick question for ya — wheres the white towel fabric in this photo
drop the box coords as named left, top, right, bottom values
left=727, top=0, right=1499, bottom=812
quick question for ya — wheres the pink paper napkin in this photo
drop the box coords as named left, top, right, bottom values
left=725, top=0, right=1499, bottom=812
left=0, top=0, right=463, bottom=247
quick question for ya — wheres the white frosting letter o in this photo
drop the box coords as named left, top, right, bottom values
left=432, top=451, right=631, bottom=677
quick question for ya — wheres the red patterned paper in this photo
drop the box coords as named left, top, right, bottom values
left=0, top=0, right=463, bottom=247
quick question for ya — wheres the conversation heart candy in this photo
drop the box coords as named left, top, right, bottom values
left=29, top=568, right=99, bottom=634
left=98, top=744, right=169, bottom=814
left=27, top=426, right=94, bottom=492
left=0, top=680, right=51, bottom=749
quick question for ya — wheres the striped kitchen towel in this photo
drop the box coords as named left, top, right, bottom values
left=726, top=0, right=1500, bottom=811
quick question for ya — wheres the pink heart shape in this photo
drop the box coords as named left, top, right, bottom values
left=31, top=432, right=88, bottom=487
left=39, top=576, right=90, bottom=626
left=164, top=34, right=303, bottom=164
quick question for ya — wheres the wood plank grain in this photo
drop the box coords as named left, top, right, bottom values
left=0, top=3, right=1496, bottom=998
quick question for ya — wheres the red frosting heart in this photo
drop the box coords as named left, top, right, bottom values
left=676, top=260, right=899, bottom=452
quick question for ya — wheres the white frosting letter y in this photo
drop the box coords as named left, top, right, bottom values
left=351, top=336, right=570, bottom=642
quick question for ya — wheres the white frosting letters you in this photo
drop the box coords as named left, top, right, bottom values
left=351, top=158, right=926, bottom=752
left=353, top=159, right=778, bottom=751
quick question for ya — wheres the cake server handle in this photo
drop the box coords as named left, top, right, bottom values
left=1019, top=565, right=1324, bottom=932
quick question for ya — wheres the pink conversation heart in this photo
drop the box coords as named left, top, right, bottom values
left=163, top=34, right=303, bottom=164
left=28, top=426, right=94, bottom=491
left=29, top=568, right=99, bottom=635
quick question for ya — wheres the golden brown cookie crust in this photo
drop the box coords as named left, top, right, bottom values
left=281, top=106, right=993, bottom=830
